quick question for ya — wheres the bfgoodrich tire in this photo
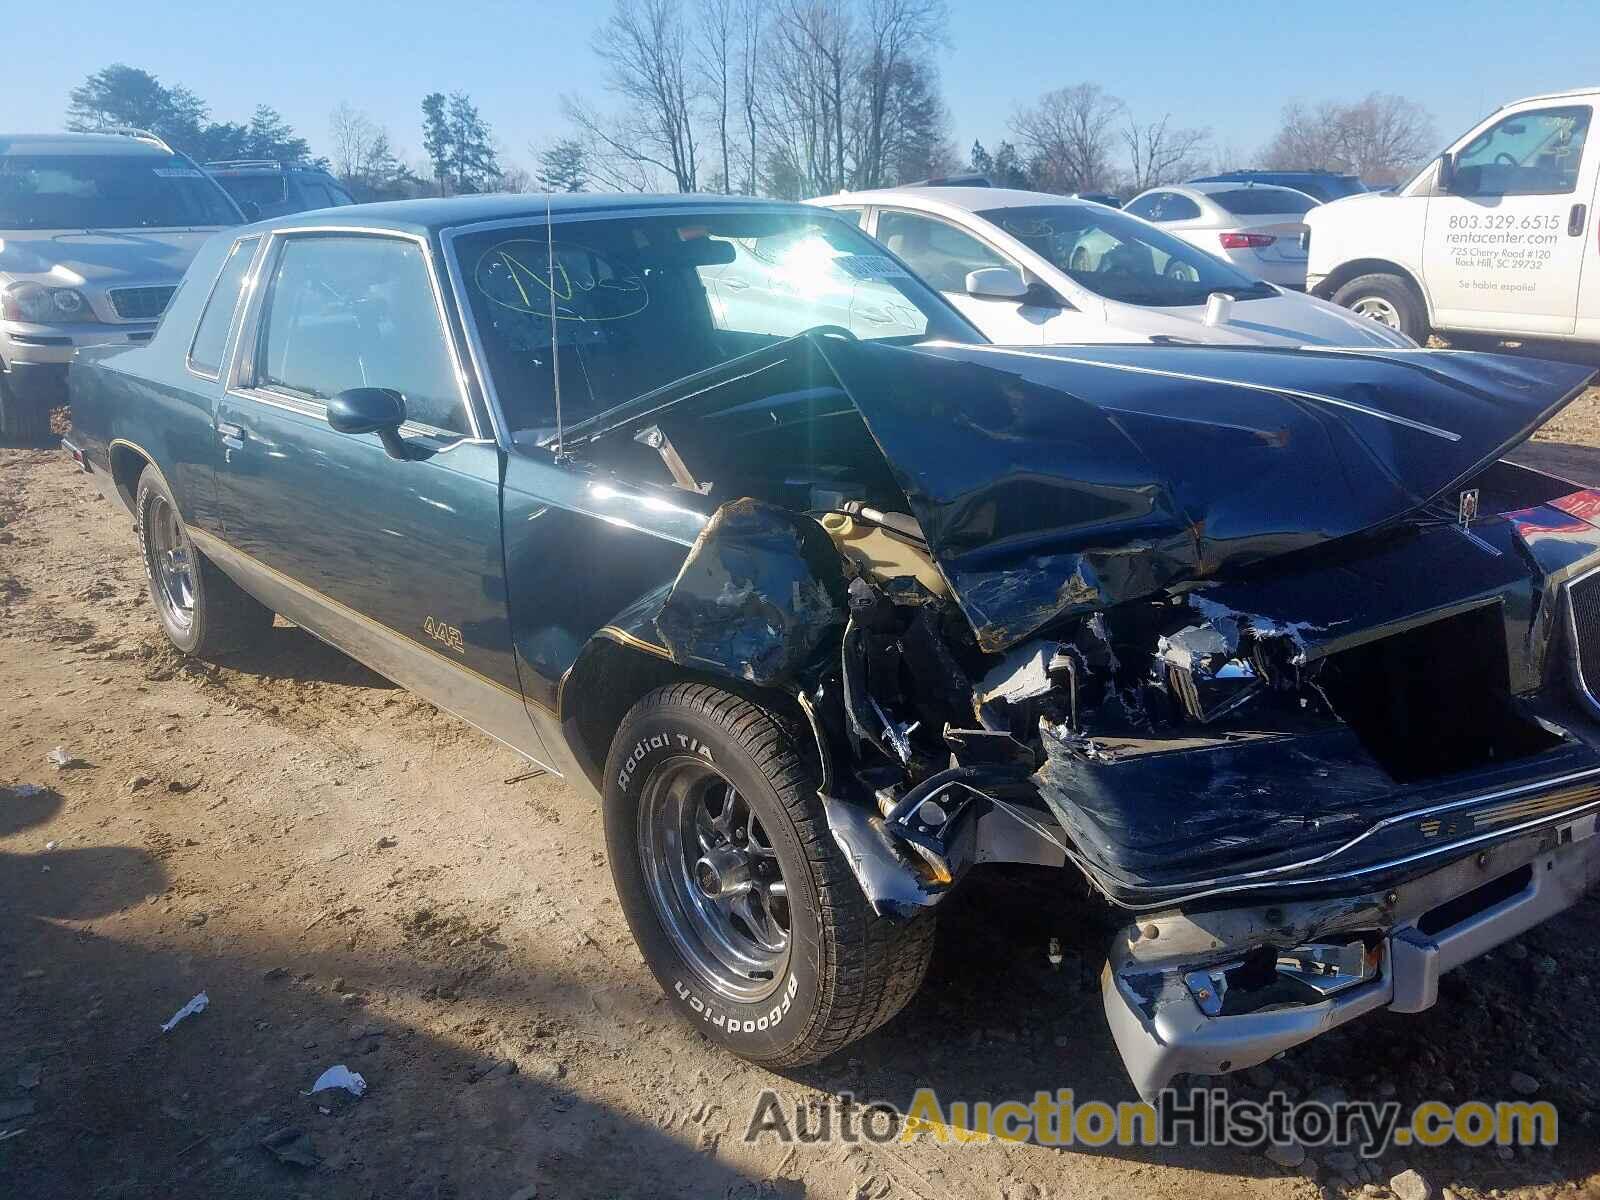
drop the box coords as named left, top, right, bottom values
left=135, top=466, right=273, bottom=657
left=0, top=371, right=50, bottom=444
left=604, top=683, right=935, bottom=1067
left=1331, top=272, right=1429, bottom=344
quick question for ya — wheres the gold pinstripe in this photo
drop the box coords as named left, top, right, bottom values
left=186, top=525, right=550, bottom=713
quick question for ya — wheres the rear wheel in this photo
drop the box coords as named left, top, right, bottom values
left=0, top=371, right=50, bottom=444
left=135, top=466, right=272, bottom=656
left=604, top=683, right=935, bottom=1067
left=1332, top=272, right=1429, bottom=343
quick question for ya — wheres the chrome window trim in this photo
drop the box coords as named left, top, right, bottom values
left=227, top=225, right=484, bottom=441
left=186, top=234, right=264, bottom=381
left=438, top=202, right=852, bottom=454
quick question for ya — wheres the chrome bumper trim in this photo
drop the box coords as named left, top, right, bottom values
left=1103, top=822, right=1600, bottom=1098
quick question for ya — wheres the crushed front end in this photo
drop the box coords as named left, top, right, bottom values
left=574, top=333, right=1600, bottom=1094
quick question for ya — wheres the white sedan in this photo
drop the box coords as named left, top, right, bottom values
left=1124, top=182, right=1317, bottom=290
left=805, top=187, right=1413, bottom=349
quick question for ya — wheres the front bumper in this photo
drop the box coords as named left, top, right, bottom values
left=1, top=320, right=158, bottom=367
left=1103, top=816, right=1600, bottom=1098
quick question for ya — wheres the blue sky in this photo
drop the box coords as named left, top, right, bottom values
left=7, top=0, right=1596, bottom=177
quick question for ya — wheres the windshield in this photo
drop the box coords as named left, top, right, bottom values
left=978, top=204, right=1273, bottom=307
left=0, top=154, right=240, bottom=229
left=453, top=210, right=980, bottom=435
left=1209, top=188, right=1317, bottom=216
left=213, top=173, right=288, bottom=207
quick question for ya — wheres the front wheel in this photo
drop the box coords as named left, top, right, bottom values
left=604, top=683, right=935, bottom=1067
left=1331, top=272, right=1429, bottom=343
left=136, top=467, right=273, bottom=656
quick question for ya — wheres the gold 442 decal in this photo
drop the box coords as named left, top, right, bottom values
left=423, top=616, right=466, bottom=654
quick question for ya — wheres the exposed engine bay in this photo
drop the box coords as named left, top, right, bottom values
left=570, top=333, right=1600, bottom=1092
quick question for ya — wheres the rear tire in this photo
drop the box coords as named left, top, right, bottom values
left=135, top=466, right=272, bottom=656
left=1332, top=272, right=1429, bottom=344
left=0, top=371, right=50, bottom=444
left=604, top=682, right=935, bottom=1067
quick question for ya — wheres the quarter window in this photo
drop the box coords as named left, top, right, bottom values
left=1454, top=106, right=1592, bottom=197
left=252, top=235, right=468, bottom=434
left=1157, top=194, right=1202, bottom=221
left=1125, top=193, right=1165, bottom=220
left=875, top=209, right=1007, bottom=292
left=187, top=236, right=259, bottom=377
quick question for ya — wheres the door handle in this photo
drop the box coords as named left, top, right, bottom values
left=1570, top=203, right=1588, bottom=237
left=216, top=421, right=246, bottom=451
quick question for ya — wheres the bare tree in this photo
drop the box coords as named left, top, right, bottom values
left=1122, top=113, right=1210, bottom=192
left=329, top=103, right=414, bottom=199
left=698, top=0, right=736, bottom=191
left=1262, top=93, right=1436, bottom=184
left=574, top=0, right=702, bottom=192
left=762, top=0, right=855, bottom=195
left=1011, top=84, right=1124, bottom=194
left=736, top=0, right=765, bottom=192
left=855, top=0, right=947, bottom=188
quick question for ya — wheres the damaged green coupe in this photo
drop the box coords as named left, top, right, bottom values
left=65, top=195, right=1600, bottom=1097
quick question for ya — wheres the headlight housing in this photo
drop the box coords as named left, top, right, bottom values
left=1, top=281, right=94, bottom=324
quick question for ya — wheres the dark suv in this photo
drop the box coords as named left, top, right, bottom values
left=205, top=160, right=354, bottom=218
left=1189, top=169, right=1366, bottom=203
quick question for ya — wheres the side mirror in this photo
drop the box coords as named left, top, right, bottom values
left=238, top=199, right=262, bottom=223
left=328, top=387, right=411, bottom=460
left=1436, top=151, right=1456, bottom=194
left=964, top=266, right=1029, bottom=300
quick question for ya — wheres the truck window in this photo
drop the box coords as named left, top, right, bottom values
left=187, top=236, right=260, bottom=377
left=1455, top=105, right=1592, bottom=197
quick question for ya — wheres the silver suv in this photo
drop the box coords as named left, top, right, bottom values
left=0, top=130, right=243, bottom=440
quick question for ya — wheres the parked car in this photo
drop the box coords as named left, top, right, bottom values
left=205, top=160, right=354, bottom=219
left=0, top=129, right=243, bottom=440
left=1189, top=169, right=1367, bottom=204
left=66, top=194, right=1600, bottom=1098
left=1124, top=181, right=1316, bottom=289
left=1306, top=86, right=1599, bottom=346
left=808, top=186, right=1412, bottom=348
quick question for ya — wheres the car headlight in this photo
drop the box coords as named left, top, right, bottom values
left=1, top=281, right=94, bottom=324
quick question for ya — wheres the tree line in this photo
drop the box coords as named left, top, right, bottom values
left=65, top=22, right=1440, bottom=206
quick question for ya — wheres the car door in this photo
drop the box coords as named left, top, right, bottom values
left=1424, top=102, right=1596, bottom=335
left=872, top=207, right=1048, bottom=343
left=209, top=228, right=550, bottom=762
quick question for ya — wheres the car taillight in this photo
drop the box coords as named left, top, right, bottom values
left=1219, top=233, right=1276, bottom=250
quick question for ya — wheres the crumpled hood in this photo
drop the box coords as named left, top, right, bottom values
left=814, top=339, right=1595, bottom=652
left=0, top=229, right=214, bottom=287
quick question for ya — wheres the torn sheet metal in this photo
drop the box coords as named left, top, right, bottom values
left=654, top=497, right=848, bottom=686
left=809, top=337, right=1593, bottom=651
left=822, top=795, right=946, bottom=918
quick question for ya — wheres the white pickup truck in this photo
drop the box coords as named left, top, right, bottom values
left=1306, top=86, right=1598, bottom=345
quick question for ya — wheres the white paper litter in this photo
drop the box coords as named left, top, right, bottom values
left=303, top=1065, right=367, bottom=1098
left=46, top=747, right=84, bottom=770
left=160, top=992, right=209, bottom=1033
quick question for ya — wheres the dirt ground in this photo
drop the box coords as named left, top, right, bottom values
left=6, top=381, right=1600, bottom=1199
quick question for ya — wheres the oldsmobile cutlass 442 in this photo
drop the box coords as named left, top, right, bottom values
left=64, top=194, right=1600, bottom=1096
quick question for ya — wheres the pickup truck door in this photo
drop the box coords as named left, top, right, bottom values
left=1423, top=103, right=1596, bottom=335
left=1576, top=154, right=1600, bottom=342
left=208, top=229, right=552, bottom=765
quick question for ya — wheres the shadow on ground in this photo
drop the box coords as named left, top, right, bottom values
left=0, top=779, right=792, bottom=1200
